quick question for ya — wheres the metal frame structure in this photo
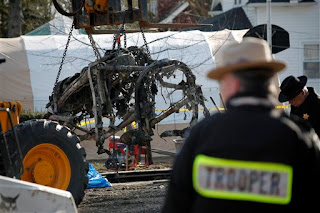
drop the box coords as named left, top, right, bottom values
left=50, top=0, right=212, bottom=164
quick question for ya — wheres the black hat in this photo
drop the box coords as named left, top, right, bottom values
left=278, top=75, right=307, bottom=102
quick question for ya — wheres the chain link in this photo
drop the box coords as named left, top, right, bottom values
left=112, top=33, right=117, bottom=50
left=112, top=13, right=127, bottom=50
left=88, top=33, right=101, bottom=59
left=139, top=24, right=151, bottom=58
left=122, top=14, right=127, bottom=49
left=54, top=21, right=75, bottom=87
left=123, top=25, right=127, bottom=49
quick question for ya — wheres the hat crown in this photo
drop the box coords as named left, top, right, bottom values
left=278, top=75, right=307, bottom=102
left=215, top=38, right=272, bottom=69
left=207, top=37, right=286, bottom=80
left=280, top=76, right=300, bottom=92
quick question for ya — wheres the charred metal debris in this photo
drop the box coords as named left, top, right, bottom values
left=46, top=45, right=210, bottom=161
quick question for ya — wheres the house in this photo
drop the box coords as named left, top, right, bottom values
left=155, top=0, right=211, bottom=25
left=203, top=0, right=320, bottom=92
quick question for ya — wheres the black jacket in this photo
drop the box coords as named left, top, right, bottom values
left=291, top=87, right=320, bottom=137
left=162, top=94, right=320, bottom=212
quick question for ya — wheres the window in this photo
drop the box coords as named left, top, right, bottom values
left=303, top=44, right=320, bottom=79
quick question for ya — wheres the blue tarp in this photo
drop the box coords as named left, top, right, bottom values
left=87, top=163, right=112, bottom=189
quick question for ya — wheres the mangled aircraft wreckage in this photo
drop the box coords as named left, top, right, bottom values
left=47, top=0, right=212, bottom=164
left=47, top=45, right=210, bottom=163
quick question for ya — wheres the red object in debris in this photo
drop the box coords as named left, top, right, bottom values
left=117, top=34, right=122, bottom=44
left=108, top=136, right=126, bottom=154
left=133, top=145, right=149, bottom=166
left=107, top=136, right=149, bottom=168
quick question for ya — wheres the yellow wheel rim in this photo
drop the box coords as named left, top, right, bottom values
left=21, top=143, right=71, bottom=190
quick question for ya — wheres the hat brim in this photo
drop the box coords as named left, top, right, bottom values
left=278, top=75, right=307, bottom=102
left=207, top=61, right=286, bottom=80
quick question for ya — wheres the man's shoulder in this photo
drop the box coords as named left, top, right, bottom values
left=189, top=113, right=225, bottom=133
left=308, top=87, right=320, bottom=100
left=286, top=114, right=320, bottom=145
left=199, top=113, right=226, bottom=126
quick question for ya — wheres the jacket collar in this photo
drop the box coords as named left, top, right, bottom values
left=227, top=92, right=277, bottom=109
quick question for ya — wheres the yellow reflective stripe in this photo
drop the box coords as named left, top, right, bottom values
left=192, top=155, right=293, bottom=205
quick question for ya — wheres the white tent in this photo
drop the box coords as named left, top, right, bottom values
left=0, top=37, right=34, bottom=110
left=0, top=29, right=248, bottom=123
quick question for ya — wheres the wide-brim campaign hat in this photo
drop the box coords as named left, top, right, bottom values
left=207, top=37, right=286, bottom=80
left=278, top=75, right=307, bottom=102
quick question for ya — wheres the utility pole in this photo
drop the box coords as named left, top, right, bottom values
left=267, top=0, right=272, bottom=51
left=266, top=0, right=282, bottom=106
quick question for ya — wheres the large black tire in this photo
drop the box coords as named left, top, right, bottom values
left=0, top=150, right=5, bottom=176
left=1, top=119, right=88, bottom=205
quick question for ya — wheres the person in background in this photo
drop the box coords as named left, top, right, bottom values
left=278, top=75, right=320, bottom=136
left=162, top=37, right=320, bottom=212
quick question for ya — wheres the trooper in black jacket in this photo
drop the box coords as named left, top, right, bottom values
left=162, top=38, right=320, bottom=212
left=278, top=75, right=320, bottom=137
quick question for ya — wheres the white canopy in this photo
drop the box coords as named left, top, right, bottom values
left=0, top=29, right=248, bottom=123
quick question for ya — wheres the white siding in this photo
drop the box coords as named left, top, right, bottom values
left=219, top=0, right=250, bottom=12
left=253, top=4, right=320, bottom=92
left=218, top=1, right=319, bottom=92
left=221, top=0, right=237, bottom=11
left=243, top=6, right=257, bottom=26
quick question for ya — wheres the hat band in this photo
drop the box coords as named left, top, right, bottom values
left=225, top=58, right=250, bottom=66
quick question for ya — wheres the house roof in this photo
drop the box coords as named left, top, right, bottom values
left=212, top=2, right=222, bottom=11
left=160, top=1, right=190, bottom=23
left=189, top=7, right=252, bottom=32
left=158, top=0, right=185, bottom=22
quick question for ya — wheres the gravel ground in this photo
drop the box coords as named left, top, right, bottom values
left=77, top=156, right=174, bottom=213
left=77, top=180, right=169, bottom=213
left=77, top=123, right=183, bottom=213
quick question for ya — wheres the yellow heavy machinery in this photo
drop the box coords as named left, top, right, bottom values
left=0, top=101, right=88, bottom=206
left=0, top=101, right=79, bottom=212
left=0, top=101, right=22, bottom=133
left=0, top=101, right=23, bottom=177
left=0, top=58, right=88, bottom=206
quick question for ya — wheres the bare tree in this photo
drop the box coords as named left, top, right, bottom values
left=1, top=0, right=52, bottom=37
left=8, top=0, right=22, bottom=37
left=0, top=0, right=8, bottom=37
left=186, top=0, right=211, bottom=20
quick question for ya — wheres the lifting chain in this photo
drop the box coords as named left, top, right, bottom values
left=123, top=25, right=127, bottom=49
left=88, top=33, right=102, bottom=60
left=112, top=14, right=127, bottom=50
left=54, top=21, right=75, bottom=87
left=139, top=23, right=151, bottom=58
left=112, top=33, right=117, bottom=50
